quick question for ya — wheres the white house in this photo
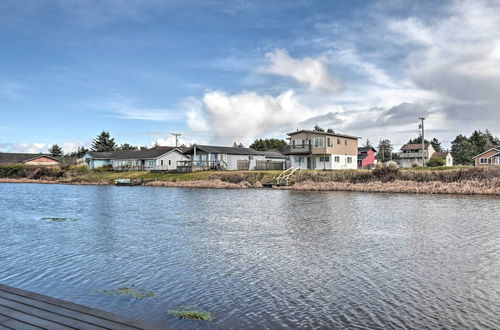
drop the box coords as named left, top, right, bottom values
left=111, top=146, right=188, bottom=171
left=180, top=145, right=267, bottom=171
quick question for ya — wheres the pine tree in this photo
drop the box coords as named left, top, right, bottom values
left=91, top=131, right=116, bottom=152
left=376, top=139, right=393, bottom=161
left=48, top=144, right=63, bottom=157
left=430, top=138, right=442, bottom=152
left=451, top=134, right=475, bottom=165
left=119, top=143, right=137, bottom=150
left=363, top=139, right=372, bottom=148
left=313, top=125, right=324, bottom=132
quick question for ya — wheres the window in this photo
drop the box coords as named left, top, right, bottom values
left=295, top=156, right=303, bottom=163
left=480, top=158, right=488, bottom=164
left=319, top=156, right=330, bottom=162
left=168, top=160, right=171, bottom=166
left=347, top=157, right=352, bottom=163
left=334, top=156, right=340, bottom=162
left=249, top=155, right=254, bottom=160
left=160, top=160, right=164, bottom=166
left=496, top=157, right=500, bottom=165
left=337, top=138, right=341, bottom=144
left=314, top=137, right=324, bottom=147
left=345, top=140, right=347, bottom=145
left=327, top=137, right=332, bottom=147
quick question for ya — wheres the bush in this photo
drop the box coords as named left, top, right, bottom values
left=427, top=157, right=446, bottom=167
left=411, top=161, right=419, bottom=168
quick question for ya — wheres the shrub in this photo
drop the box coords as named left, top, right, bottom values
left=411, top=161, right=419, bottom=168
left=427, top=157, right=446, bottom=167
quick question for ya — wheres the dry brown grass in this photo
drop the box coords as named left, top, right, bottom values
left=277, top=178, right=500, bottom=195
left=145, top=179, right=262, bottom=189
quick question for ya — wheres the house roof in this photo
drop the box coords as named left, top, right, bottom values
left=358, top=146, right=377, bottom=153
left=432, top=151, right=451, bottom=159
left=286, top=129, right=360, bottom=140
left=259, top=150, right=286, bottom=158
left=111, top=146, right=182, bottom=160
left=0, top=153, right=62, bottom=164
left=358, top=153, right=369, bottom=161
left=183, top=145, right=263, bottom=156
left=472, top=146, right=500, bottom=158
left=401, top=143, right=430, bottom=150
left=87, top=151, right=115, bottom=159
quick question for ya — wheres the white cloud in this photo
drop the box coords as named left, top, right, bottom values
left=186, top=89, right=344, bottom=145
left=95, top=96, right=182, bottom=122
left=260, top=49, right=344, bottom=93
left=0, top=141, right=85, bottom=154
left=0, top=80, right=24, bottom=98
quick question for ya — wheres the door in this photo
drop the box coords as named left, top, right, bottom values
left=307, top=157, right=312, bottom=169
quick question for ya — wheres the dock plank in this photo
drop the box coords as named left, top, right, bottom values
left=0, top=284, right=167, bottom=330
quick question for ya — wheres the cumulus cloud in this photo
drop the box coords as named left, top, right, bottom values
left=185, top=89, right=344, bottom=145
left=0, top=141, right=82, bottom=153
left=260, top=49, right=344, bottom=93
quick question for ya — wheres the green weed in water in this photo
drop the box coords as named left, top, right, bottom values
left=40, top=217, right=79, bottom=222
left=168, top=306, right=213, bottom=321
left=96, top=286, right=156, bottom=299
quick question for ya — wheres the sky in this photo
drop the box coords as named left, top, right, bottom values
left=1, top=0, right=500, bottom=153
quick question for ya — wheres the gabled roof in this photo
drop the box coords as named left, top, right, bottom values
left=286, top=129, right=360, bottom=140
left=183, top=145, right=263, bottom=156
left=401, top=143, right=430, bottom=150
left=358, top=146, right=377, bottom=153
left=86, top=151, right=115, bottom=159
left=111, top=146, right=182, bottom=160
left=259, top=150, right=286, bottom=158
left=432, top=151, right=451, bottom=159
left=0, top=153, right=62, bottom=164
left=472, top=146, right=500, bottom=158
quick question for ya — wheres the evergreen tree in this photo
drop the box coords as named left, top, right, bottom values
left=91, top=131, right=116, bottom=152
left=326, top=128, right=335, bottom=134
left=119, top=143, right=137, bottom=150
left=376, top=139, right=393, bottom=161
left=48, top=144, right=63, bottom=157
left=430, top=137, right=442, bottom=152
left=313, top=125, right=324, bottom=132
left=363, top=139, right=373, bottom=148
left=451, top=134, right=475, bottom=165
left=68, top=146, right=89, bottom=158
left=249, top=138, right=287, bottom=151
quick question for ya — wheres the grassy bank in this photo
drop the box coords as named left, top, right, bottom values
left=1, top=164, right=499, bottom=195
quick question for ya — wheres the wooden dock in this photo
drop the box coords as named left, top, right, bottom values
left=0, top=284, right=167, bottom=330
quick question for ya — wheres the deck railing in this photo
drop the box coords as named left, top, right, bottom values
left=282, top=143, right=312, bottom=155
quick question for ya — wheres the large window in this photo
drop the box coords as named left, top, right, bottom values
left=337, top=138, right=341, bottom=145
left=327, top=137, right=332, bottom=147
left=334, top=156, right=340, bottom=162
left=314, top=137, right=324, bottom=147
left=347, top=157, right=352, bottom=163
left=319, top=156, right=330, bottom=162
left=480, top=158, right=488, bottom=164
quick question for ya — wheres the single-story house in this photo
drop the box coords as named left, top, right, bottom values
left=80, top=152, right=114, bottom=169
left=432, top=151, right=453, bottom=166
left=111, top=146, right=188, bottom=171
left=473, top=146, right=500, bottom=166
left=357, top=146, right=377, bottom=169
left=256, top=150, right=286, bottom=170
left=180, top=145, right=266, bottom=171
left=0, top=153, right=63, bottom=167
left=81, top=147, right=188, bottom=171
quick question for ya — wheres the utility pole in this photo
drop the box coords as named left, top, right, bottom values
left=171, top=133, right=181, bottom=147
left=419, top=117, right=425, bottom=166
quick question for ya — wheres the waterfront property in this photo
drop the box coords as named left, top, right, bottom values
left=399, top=143, right=453, bottom=167
left=0, top=152, right=63, bottom=167
left=80, top=147, right=188, bottom=171
left=357, top=146, right=377, bottom=169
left=111, top=147, right=188, bottom=171
left=473, top=146, right=500, bottom=166
left=179, top=145, right=266, bottom=172
left=283, top=129, right=359, bottom=170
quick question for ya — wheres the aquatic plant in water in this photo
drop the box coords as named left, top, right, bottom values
left=40, top=217, right=79, bottom=222
left=168, top=306, right=213, bottom=321
left=96, top=286, right=156, bottom=299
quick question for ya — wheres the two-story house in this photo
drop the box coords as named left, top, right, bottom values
left=283, top=129, right=359, bottom=170
left=357, top=146, right=377, bottom=169
left=400, top=143, right=436, bottom=167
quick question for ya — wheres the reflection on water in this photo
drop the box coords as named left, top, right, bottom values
left=1, top=183, right=499, bottom=329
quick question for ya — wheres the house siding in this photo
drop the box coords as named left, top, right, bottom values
left=474, top=149, right=500, bottom=166
left=290, top=154, right=357, bottom=170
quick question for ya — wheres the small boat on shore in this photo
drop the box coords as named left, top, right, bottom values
left=114, top=178, right=142, bottom=186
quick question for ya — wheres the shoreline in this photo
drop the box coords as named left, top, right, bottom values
left=1, top=177, right=499, bottom=196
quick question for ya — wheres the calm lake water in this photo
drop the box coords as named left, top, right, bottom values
left=0, top=183, right=499, bottom=329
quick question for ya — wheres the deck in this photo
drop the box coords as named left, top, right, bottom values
left=0, top=284, right=167, bottom=330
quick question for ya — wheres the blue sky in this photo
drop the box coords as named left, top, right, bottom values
left=1, top=0, right=500, bottom=153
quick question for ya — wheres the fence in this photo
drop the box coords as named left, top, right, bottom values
left=255, top=161, right=285, bottom=171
